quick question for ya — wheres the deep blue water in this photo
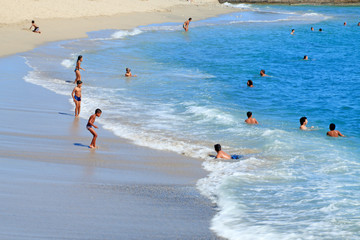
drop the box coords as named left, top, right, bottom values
left=23, top=4, right=360, bottom=239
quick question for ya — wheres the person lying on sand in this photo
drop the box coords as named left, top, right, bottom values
left=29, top=20, right=41, bottom=34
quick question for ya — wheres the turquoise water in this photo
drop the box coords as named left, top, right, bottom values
left=23, top=4, right=360, bottom=239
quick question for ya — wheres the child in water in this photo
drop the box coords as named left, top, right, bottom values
left=327, top=123, right=345, bottom=137
left=74, top=55, right=85, bottom=83
left=125, top=68, right=137, bottom=77
left=71, top=80, right=82, bottom=117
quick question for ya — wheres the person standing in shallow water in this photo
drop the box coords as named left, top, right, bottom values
left=245, top=111, right=258, bottom=124
left=87, top=109, right=102, bottom=149
left=299, top=117, right=314, bottom=130
left=183, top=18, right=192, bottom=32
left=74, top=55, right=85, bottom=83
left=71, top=80, right=82, bottom=117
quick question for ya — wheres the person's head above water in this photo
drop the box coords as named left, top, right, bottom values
left=303, top=55, right=308, bottom=60
left=311, top=27, right=314, bottom=31
left=260, top=69, right=266, bottom=76
left=300, top=117, right=307, bottom=126
left=319, top=28, right=323, bottom=32
left=247, top=111, right=252, bottom=118
left=247, top=80, right=253, bottom=87
left=214, top=144, right=221, bottom=152
left=329, top=123, right=336, bottom=130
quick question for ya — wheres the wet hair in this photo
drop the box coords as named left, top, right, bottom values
left=319, top=28, right=323, bottom=32
left=32, top=20, right=35, bottom=23
left=300, top=117, right=307, bottom=125
left=260, top=69, right=265, bottom=76
left=95, top=109, right=102, bottom=114
left=77, top=80, right=82, bottom=85
left=247, top=111, right=252, bottom=118
left=329, top=123, right=335, bottom=131
left=189, top=18, right=192, bottom=21
left=291, top=29, right=295, bottom=31
left=214, top=144, right=221, bottom=152
left=77, top=55, right=82, bottom=61
left=247, top=80, right=253, bottom=86
left=303, top=55, right=308, bottom=59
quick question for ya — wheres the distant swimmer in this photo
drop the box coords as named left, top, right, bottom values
left=299, top=116, right=314, bottom=130
left=358, top=22, right=360, bottom=26
left=183, top=18, right=192, bottom=32
left=291, top=29, right=295, bottom=35
left=311, top=27, right=314, bottom=31
left=327, top=123, right=345, bottom=137
left=125, top=68, right=137, bottom=77
left=71, top=80, right=82, bottom=117
left=303, top=55, right=309, bottom=60
left=260, top=69, right=268, bottom=77
left=247, top=80, right=253, bottom=87
left=29, top=20, right=41, bottom=34
left=319, top=28, right=323, bottom=32
left=245, top=111, right=258, bottom=124
left=74, top=55, right=85, bottom=83
left=214, top=144, right=241, bottom=160
left=344, top=22, right=347, bottom=26
left=87, top=109, right=102, bottom=149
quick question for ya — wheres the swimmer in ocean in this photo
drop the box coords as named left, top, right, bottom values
left=245, top=111, right=258, bottom=125
left=291, top=29, right=295, bottom=35
left=183, top=18, right=192, bottom=32
left=299, top=117, right=314, bottom=130
left=260, top=69, right=268, bottom=77
left=327, top=123, right=345, bottom=137
left=311, top=27, right=314, bottom=31
left=303, top=55, right=309, bottom=60
left=247, top=80, right=253, bottom=87
left=214, top=144, right=240, bottom=160
left=125, top=68, right=137, bottom=77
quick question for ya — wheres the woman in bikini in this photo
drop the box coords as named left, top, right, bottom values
left=74, top=55, right=85, bottom=83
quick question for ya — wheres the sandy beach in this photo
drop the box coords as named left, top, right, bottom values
left=0, top=0, right=238, bottom=239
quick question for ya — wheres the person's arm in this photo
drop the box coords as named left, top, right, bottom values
left=88, top=116, right=98, bottom=128
left=71, top=88, right=76, bottom=101
left=255, top=119, right=259, bottom=124
left=338, top=131, right=345, bottom=137
left=29, top=24, right=33, bottom=30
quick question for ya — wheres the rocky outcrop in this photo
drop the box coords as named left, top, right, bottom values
left=219, top=0, right=360, bottom=4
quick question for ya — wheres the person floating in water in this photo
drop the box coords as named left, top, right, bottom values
left=303, top=55, right=309, bottom=60
left=247, top=80, right=253, bottom=87
left=344, top=22, right=347, bottom=26
left=214, top=144, right=241, bottom=160
left=74, top=55, right=85, bottom=83
left=72, top=80, right=82, bottom=117
left=311, top=27, right=314, bottom=31
left=125, top=68, right=137, bottom=77
left=183, top=18, right=192, bottom=32
left=245, top=111, right=258, bottom=124
left=299, top=116, right=314, bottom=130
left=327, top=123, right=345, bottom=137
left=29, top=20, right=41, bottom=34
left=260, top=69, right=268, bottom=77
left=291, top=29, right=295, bottom=35
left=87, top=109, right=102, bottom=149
left=319, top=28, right=323, bottom=32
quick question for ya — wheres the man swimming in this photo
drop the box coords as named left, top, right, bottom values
left=291, top=29, right=295, bottom=35
left=299, top=116, right=314, bottom=130
left=303, top=55, right=309, bottom=60
left=260, top=69, right=267, bottom=77
left=247, top=80, right=253, bottom=87
left=183, top=18, right=192, bottom=32
left=245, top=111, right=258, bottom=124
left=327, top=123, right=345, bottom=137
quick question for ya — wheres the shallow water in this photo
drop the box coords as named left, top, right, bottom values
left=23, top=4, right=360, bottom=240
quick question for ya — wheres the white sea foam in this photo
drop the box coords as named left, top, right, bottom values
left=61, top=59, right=75, bottom=69
left=223, top=2, right=256, bottom=10
left=111, top=28, right=143, bottom=39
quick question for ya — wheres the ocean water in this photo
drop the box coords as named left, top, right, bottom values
left=23, top=4, right=360, bottom=240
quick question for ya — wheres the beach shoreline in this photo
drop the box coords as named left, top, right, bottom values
left=0, top=1, right=237, bottom=58
left=0, top=1, right=240, bottom=239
